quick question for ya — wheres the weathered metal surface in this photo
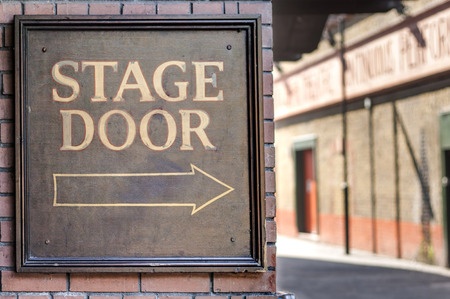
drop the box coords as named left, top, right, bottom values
left=15, top=16, right=264, bottom=272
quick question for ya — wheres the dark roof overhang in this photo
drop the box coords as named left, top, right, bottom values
left=273, top=0, right=408, bottom=61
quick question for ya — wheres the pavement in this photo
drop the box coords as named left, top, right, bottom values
left=277, top=235, right=450, bottom=277
left=276, top=235, right=450, bottom=299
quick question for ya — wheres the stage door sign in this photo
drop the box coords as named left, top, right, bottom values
left=15, top=16, right=264, bottom=272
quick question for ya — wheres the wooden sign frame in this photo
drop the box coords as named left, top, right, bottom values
left=15, top=16, right=265, bottom=272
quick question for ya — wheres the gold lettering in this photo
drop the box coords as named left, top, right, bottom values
left=52, top=61, right=80, bottom=102
left=192, top=61, right=224, bottom=101
left=140, top=110, right=177, bottom=151
left=60, top=110, right=94, bottom=151
left=113, top=61, right=154, bottom=102
left=81, top=61, right=118, bottom=102
left=180, top=110, right=216, bottom=150
left=98, top=110, right=136, bottom=151
left=153, top=61, right=188, bottom=102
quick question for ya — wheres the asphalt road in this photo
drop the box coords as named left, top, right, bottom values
left=276, top=236, right=450, bottom=299
left=277, top=256, right=450, bottom=299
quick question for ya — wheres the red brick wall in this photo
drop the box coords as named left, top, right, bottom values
left=277, top=209, right=445, bottom=265
left=319, top=214, right=444, bottom=265
left=0, top=1, right=276, bottom=297
left=276, top=209, right=297, bottom=237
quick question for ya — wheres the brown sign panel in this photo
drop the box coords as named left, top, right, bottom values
left=15, top=16, right=264, bottom=272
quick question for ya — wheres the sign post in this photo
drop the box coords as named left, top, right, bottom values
left=15, top=16, right=264, bottom=272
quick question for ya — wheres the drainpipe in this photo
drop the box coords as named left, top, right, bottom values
left=393, top=102, right=402, bottom=259
left=365, top=97, right=377, bottom=254
left=339, top=18, right=350, bottom=255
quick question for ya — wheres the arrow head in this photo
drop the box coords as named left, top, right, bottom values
left=189, top=164, right=235, bottom=215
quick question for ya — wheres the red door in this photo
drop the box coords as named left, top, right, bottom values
left=303, top=149, right=317, bottom=233
left=296, top=149, right=318, bottom=234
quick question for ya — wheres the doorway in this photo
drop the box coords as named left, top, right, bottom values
left=440, top=112, right=450, bottom=267
left=294, top=147, right=318, bottom=234
left=443, top=151, right=450, bottom=266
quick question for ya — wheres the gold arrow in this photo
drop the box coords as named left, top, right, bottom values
left=53, top=164, right=235, bottom=215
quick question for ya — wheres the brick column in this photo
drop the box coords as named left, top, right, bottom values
left=0, top=1, right=275, bottom=297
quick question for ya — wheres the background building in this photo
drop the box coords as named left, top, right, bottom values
left=274, top=0, right=450, bottom=267
left=0, top=0, right=276, bottom=296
